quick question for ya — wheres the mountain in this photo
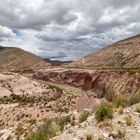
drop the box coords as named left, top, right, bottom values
left=71, top=34, right=140, bottom=68
left=44, top=58, right=73, bottom=66
left=0, top=46, right=51, bottom=71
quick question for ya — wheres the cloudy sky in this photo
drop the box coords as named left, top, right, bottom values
left=0, top=0, right=140, bottom=61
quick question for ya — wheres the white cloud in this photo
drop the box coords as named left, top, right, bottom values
left=0, top=25, right=16, bottom=41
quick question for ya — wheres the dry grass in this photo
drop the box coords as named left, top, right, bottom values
left=128, top=94, right=140, bottom=106
left=97, top=119, right=112, bottom=128
left=117, top=127, right=126, bottom=138
left=135, top=105, right=140, bottom=113
left=115, top=96, right=126, bottom=107
left=115, top=107, right=124, bottom=114
left=98, top=134, right=104, bottom=140
left=124, top=115, right=132, bottom=126
left=85, top=133, right=93, bottom=140
left=79, top=111, right=91, bottom=123
left=26, top=115, right=71, bottom=140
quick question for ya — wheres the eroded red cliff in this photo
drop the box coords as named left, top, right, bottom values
left=35, top=68, right=140, bottom=101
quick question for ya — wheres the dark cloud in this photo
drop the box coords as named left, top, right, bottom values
left=103, top=0, right=140, bottom=8
left=0, top=0, right=77, bottom=29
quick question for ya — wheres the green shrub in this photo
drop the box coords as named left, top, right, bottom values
left=79, top=111, right=91, bottom=123
left=48, top=85, right=63, bottom=95
left=95, top=102, right=113, bottom=122
left=56, top=106, right=69, bottom=113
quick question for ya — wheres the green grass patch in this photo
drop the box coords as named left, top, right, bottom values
left=95, top=102, right=113, bottom=122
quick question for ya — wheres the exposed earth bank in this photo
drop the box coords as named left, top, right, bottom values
left=35, top=68, right=140, bottom=102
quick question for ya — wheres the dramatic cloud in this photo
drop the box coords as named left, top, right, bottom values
left=0, top=0, right=140, bottom=60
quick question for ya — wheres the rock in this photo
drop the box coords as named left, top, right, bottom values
left=109, top=131, right=118, bottom=138
left=103, top=132, right=109, bottom=138
left=0, top=128, right=17, bottom=140
left=71, top=111, right=81, bottom=124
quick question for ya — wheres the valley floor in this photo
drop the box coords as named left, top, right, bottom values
left=0, top=67, right=140, bottom=140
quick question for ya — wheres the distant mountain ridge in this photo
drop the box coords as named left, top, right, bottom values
left=44, top=58, right=73, bottom=66
left=0, top=46, right=51, bottom=71
left=71, top=34, right=140, bottom=68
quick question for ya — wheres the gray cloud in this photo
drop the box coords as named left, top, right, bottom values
left=0, top=0, right=140, bottom=60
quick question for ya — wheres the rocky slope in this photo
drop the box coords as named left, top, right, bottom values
left=52, top=102, right=140, bottom=140
left=0, top=46, right=51, bottom=71
left=70, top=34, right=140, bottom=68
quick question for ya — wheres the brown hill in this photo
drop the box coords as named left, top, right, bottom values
left=0, top=46, right=51, bottom=71
left=71, top=34, right=140, bottom=68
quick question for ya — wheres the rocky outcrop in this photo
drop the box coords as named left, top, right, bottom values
left=35, top=69, right=140, bottom=101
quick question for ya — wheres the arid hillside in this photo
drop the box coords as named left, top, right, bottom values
left=0, top=46, right=51, bottom=71
left=70, top=34, right=140, bottom=68
left=0, top=72, right=83, bottom=139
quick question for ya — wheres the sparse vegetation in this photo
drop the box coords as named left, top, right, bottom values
left=0, top=94, right=36, bottom=105
left=55, top=106, right=69, bottom=113
left=115, top=94, right=140, bottom=108
left=48, top=84, right=79, bottom=98
left=71, top=115, right=76, bottom=126
left=79, top=111, right=91, bottom=123
left=98, top=119, right=112, bottom=128
left=48, top=85, right=64, bottom=95
left=95, top=102, right=113, bottom=122
left=115, top=96, right=126, bottom=107
left=26, top=115, right=71, bottom=140
left=98, top=134, right=104, bottom=140
left=28, top=119, right=37, bottom=126
left=128, top=94, right=140, bottom=106
left=135, top=105, right=140, bottom=113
